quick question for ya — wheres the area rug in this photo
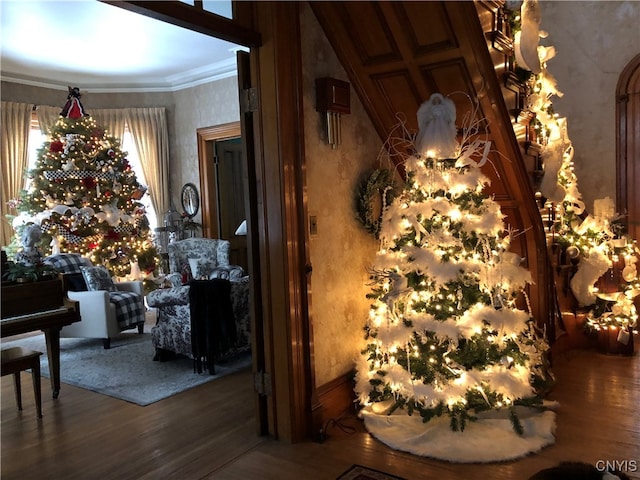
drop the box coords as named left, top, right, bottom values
left=360, top=403, right=557, bottom=463
left=0, top=332, right=251, bottom=406
left=337, top=464, right=406, bottom=480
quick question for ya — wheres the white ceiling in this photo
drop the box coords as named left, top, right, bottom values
left=0, top=0, right=243, bottom=93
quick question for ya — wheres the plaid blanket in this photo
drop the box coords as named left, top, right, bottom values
left=109, top=291, right=144, bottom=330
left=45, top=253, right=91, bottom=273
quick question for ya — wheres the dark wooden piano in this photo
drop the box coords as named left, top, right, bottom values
left=1, top=277, right=80, bottom=398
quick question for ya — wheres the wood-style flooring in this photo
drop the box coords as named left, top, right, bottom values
left=2, top=344, right=639, bottom=480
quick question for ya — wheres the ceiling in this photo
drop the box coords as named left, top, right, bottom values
left=0, top=0, right=243, bottom=93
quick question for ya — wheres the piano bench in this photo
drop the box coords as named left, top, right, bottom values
left=1, top=347, right=43, bottom=418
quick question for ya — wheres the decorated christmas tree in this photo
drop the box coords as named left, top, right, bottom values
left=11, top=87, right=157, bottom=278
left=355, top=93, right=554, bottom=460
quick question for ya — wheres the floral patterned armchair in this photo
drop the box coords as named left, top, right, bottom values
left=146, top=238, right=250, bottom=363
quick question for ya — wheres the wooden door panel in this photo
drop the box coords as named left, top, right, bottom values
left=371, top=70, right=423, bottom=122
left=333, top=2, right=402, bottom=65
left=391, top=2, right=458, bottom=55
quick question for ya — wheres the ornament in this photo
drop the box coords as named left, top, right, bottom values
left=355, top=169, right=397, bottom=238
left=129, top=260, right=142, bottom=281
left=64, top=191, right=75, bottom=206
left=50, top=236, right=61, bottom=255
left=566, top=245, right=580, bottom=260
left=622, top=266, right=637, bottom=283
left=96, top=203, right=123, bottom=227
left=622, top=254, right=638, bottom=282
left=415, top=93, right=458, bottom=159
left=62, top=159, right=76, bottom=171
left=500, top=356, right=514, bottom=368
left=131, top=185, right=147, bottom=200
left=50, top=141, right=64, bottom=153
left=82, top=176, right=97, bottom=189
left=76, top=207, right=95, bottom=225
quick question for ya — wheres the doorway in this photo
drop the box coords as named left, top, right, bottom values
left=197, top=128, right=248, bottom=272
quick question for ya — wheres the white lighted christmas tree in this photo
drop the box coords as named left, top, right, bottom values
left=355, top=93, right=552, bottom=434
left=12, top=87, right=157, bottom=277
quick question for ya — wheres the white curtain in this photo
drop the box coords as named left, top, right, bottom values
left=1, top=102, right=32, bottom=247
left=124, top=107, right=170, bottom=219
left=35, top=105, right=61, bottom=135
left=93, top=108, right=126, bottom=141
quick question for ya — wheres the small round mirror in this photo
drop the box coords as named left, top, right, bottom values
left=181, top=183, right=199, bottom=218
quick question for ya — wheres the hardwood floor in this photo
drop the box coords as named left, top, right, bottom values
left=2, top=347, right=639, bottom=480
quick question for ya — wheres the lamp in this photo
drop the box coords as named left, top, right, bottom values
left=315, top=77, right=350, bottom=149
left=235, top=219, right=247, bottom=236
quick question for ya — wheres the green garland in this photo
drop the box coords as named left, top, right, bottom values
left=356, top=169, right=397, bottom=238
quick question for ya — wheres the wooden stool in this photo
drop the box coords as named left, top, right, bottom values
left=1, top=347, right=43, bottom=418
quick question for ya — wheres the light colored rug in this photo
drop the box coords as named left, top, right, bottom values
left=0, top=332, right=251, bottom=406
left=360, top=403, right=557, bottom=463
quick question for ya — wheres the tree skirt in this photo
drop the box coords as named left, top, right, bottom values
left=360, top=404, right=557, bottom=463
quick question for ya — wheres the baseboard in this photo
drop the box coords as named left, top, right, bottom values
left=316, top=370, right=357, bottom=425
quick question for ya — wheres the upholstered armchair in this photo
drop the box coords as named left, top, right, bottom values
left=146, top=238, right=250, bottom=366
left=44, top=253, right=145, bottom=349
left=164, top=238, right=244, bottom=286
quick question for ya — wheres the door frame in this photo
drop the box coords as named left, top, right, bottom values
left=197, top=122, right=241, bottom=239
left=616, top=53, right=640, bottom=239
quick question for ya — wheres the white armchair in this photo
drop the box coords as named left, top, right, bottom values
left=44, top=254, right=146, bottom=349
left=64, top=280, right=144, bottom=349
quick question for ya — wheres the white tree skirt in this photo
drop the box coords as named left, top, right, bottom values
left=360, top=404, right=557, bottom=463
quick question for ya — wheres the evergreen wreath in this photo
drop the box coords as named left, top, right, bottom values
left=356, top=169, right=397, bottom=238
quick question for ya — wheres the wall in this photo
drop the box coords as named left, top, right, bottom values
left=171, top=77, right=240, bottom=226
left=1, top=78, right=239, bottom=226
left=539, top=1, right=640, bottom=213
left=300, top=4, right=383, bottom=387
left=0, top=82, right=173, bottom=109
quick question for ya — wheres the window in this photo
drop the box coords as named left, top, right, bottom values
left=27, top=116, right=158, bottom=229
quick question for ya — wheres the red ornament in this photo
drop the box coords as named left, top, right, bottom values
left=89, top=242, right=99, bottom=250
left=104, top=190, right=112, bottom=198
left=50, top=141, right=64, bottom=153
left=105, top=230, right=120, bottom=240
left=82, top=176, right=96, bottom=189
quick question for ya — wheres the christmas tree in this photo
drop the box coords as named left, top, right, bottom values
left=12, top=87, right=157, bottom=278
left=355, top=93, right=552, bottom=439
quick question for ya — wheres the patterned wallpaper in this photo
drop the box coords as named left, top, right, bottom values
left=172, top=77, right=239, bottom=226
